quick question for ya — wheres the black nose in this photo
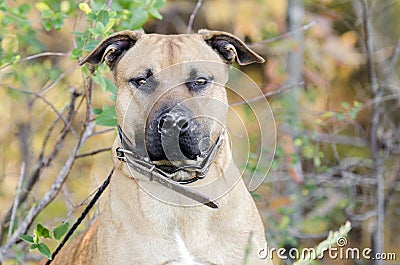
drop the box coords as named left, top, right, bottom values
left=146, top=106, right=202, bottom=161
left=158, top=112, right=190, bottom=135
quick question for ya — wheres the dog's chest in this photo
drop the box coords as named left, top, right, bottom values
left=162, top=228, right=210, bottom=265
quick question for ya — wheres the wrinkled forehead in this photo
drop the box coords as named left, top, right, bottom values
left=114, top=34, right=229, bottom=83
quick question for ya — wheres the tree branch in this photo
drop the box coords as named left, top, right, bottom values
left=7, top=163, right=25, bottom=241
left=359, top=0, right=385, bottom=262
left=0, top=89, right=81, bottom=246
left=0, top=76, right=95, bottom=262
left=248, top=21, right=316, bottom=49
left=229, top=82, right=303, bottom=106
left=0, top=52, right=70, bottom=70
left=75, top=148, right=111, bottom=159
left=0, top=84, right=78, bottom=138
left=187, top=0, right=203, bottom=34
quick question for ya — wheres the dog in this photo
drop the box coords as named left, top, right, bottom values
left=50, top=30, right=273, bottom=265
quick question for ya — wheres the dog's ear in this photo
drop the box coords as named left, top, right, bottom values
left=198, top=29, right=264, bottom=65
left=79, top=30, right=144, bottom=68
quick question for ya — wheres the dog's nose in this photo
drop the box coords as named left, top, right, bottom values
left=158, top=112, right=190, bottom=135
left=146, top=105, right=202, bottom=161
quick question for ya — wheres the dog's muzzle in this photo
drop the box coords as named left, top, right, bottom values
left=146, top=105, right=204, bottom=162
left=116, top=125, right=223, bottom=208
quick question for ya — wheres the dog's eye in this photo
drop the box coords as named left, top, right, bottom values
left=187, top=77, right=210, bottom=91
left=195, top=77, right=208, bottom=86
left=130, top=78, right=147, bottom=88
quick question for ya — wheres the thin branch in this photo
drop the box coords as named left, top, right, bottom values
left=248, top=21, right=316, bottom=48
left=359, top=0, right=385, bottom=261
left=106, top=0, right=114, bottom=9
left=187, top=0, right=203, bottom=34
left=0, top=52, right=69, bottom=70
left=38, top=65, right=79, bottom=96
left=0, top=78, right=95, bottom=261
left=0, top=84, right=78, bottom=138
left=229, top=82, right=303, bottom=106
left=345, top=209, right=376, bottom=222
left=385, top=39, right=400, bottom=79
left=384, top=165, right=400, bottom=212
left=0, top=90, right=81, bottom=245
left=280, top=123, right=368, bottom=147
left=88, top=128, right=115, bottom=138
left=7, top=163, right=26, bottom=240
left=75, top=148, right=111, bottom=159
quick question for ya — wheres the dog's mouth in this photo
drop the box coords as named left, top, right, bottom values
left=116, top=125, right=223, bottom=208
left=151, top=134, right=224, bottom=184
left=117, top=125, right=224, bottom=185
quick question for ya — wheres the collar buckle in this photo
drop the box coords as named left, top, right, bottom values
left=116, top=147, right=127, bottom=162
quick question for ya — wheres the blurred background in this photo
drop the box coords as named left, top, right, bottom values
left=0, top=0, right=399, bottom=264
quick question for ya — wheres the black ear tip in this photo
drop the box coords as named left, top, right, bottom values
left=77, top=30, right=144, bottom=67
left=199, top=29, right=265, bottom=65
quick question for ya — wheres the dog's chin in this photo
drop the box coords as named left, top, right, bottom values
left=152, top=160, right=200, bottom=182
left=170, top=170, right=197, bottom=182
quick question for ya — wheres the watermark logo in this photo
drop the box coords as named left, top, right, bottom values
left=258, top=237, right=397, bottom=261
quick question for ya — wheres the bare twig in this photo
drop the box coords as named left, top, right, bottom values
left=359, top=0, right=385, bottom=262
left=106, top=0, right=113, bottom=9
left=75, top=148, right=111, bottom=159
left=229, top=82, right=303, bottom=106
left=0, top=52, right=69, bottom=70
left=0, top=123, right=94, bottom=260
left=0, top=76, right=95, bottom=261
left=7, top=163, right=26, bottom=240
left=0, top=84, right=78, bottom=138
left=187, top=0, right=203, bottom=34
left=38, top=65, right=79, bottom=96
left=248, top=21, right=316, bottom=48
left=385, top=39, right=400, bottom=79
left=88, top=128, right=115, bottom=137
left=0, top=90, right=81, bottom=245
left=384, top=165, right=400, bottom=212
left=345, top=209, right=376, bottom=222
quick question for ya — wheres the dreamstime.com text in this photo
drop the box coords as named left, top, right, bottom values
left=258, top=237, right=397, bottom=261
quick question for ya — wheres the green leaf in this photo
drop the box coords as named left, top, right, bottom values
left=250, top=191, right=263, bottom=201
left=95, top=105, right=117, bottom=127
left=148, top=7, right=162, bottom=20
left=130, top=7, right=148, bottom=29
left=97, top=10, right=109, bottom=26
left=152, top=0, right=166, bottom=9
left=93, top=108, right=102, bottom=115
left=19, top=3, right=31, bottom=15
left=30, top=243, right=39, bottom=251
left=53, top=222, right=70, bottom=241
left=38, top=243, right=52, bottom=260
left=41, top=9, right=54, bottom=19
left=1, top=15, right=12, bottom=26
left=41, top=20, right=52, bottom=31
left=36, top=223, right=51, bottom=239
left=19, top=235, right=34, bottom=243
left=336, top=112, right=345, bottom=121
left=95, top=21, right=104, bottom=33
left=93, top=75, right=117, bottom=99
left=35, top=2, right=50, bottom=12
left=52, top=17, right=64, bottom=30
left=103, top=18, right=115, bottom=34
left=71, top=48, right=83, bottom=60
left=341, top=101, right=350, bottom=110
left=104, top=78, right=117, bottom=99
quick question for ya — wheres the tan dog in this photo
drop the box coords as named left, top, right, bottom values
left=51, top=30, right=273, bottom=265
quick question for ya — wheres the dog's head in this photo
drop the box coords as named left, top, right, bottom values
left=80, top=30, right=263, bottom=179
